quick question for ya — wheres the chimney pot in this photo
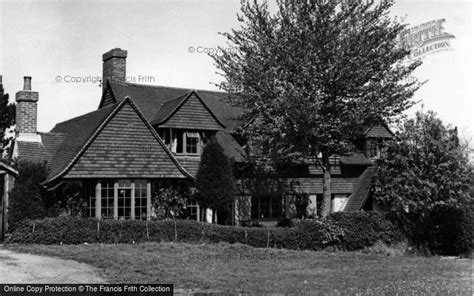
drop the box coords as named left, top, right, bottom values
left=24, top=76, right=32, bottom=91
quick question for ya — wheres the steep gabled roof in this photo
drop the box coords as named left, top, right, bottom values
left=150, top=91, right=225, bottom=129
left=343, top=166, right=376, bottom=212
left=101, top=81, right=245, bottom=130
left=364, top=123, right=394, bottom=138
left=43, top=97, right=191, bottom=185
left=151, top=93, right=189, bottom=125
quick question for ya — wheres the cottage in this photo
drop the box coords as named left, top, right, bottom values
left=11, top=48, right=393, bottom=226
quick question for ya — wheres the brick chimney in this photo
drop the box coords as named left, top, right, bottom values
left=15, top=76, right=40, bottom=142
left=102, top=48, right=127, bottom=92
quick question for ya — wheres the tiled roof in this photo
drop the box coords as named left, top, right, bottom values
left=103, top=81, right=245, bottom=130
left=43, top=98, right=191, bottom=185
left=45, top=103, right=118, bottom=182
left=151, top=93, right=189, bottom=125
left=340, top=152, right=373, bottom=166
left=344, top=166, right=376, bottom=212
left=150, top=91, right=225, bottom=130
left=216, top=131, right=246, bottom=162
left=364, top=124, right=394, bottom=138
left=38, top=132, right=67, bottom=161
left=15, top=141, right=49, bottom=163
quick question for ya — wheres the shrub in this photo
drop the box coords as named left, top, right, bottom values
left=7, top=161, right=48, bottom=231
left=427, top=205, right=472, bottom=256
left=195, top=140, right=234, bottom=224
left=152, top=187, right=187, bottom=220
left=326, top=212, right=405, bottom=251
left=6, top=216, right=346, bottom=251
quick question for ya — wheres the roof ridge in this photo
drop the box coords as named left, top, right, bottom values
left=51, top=103, right=118, bottom=131
left=111, top=80, right=227, bottom=95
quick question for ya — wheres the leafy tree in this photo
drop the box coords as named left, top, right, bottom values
left=374, top=111, right=471, bottom=213
left=213, top=0, right=422, bottom=217
left=0, top=81, right=16, bottom=157
left=195, top=139, right=234, bottom=224
left=374, top=111, right=472, bottom=253
left=8, top=161, right=49, bottom=231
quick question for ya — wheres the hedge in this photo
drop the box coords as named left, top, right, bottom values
left=326, top=212, right=405, bottom=251
left=6, top=213, right=405, bottom=251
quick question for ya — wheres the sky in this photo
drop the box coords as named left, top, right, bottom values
left=1, top=0, right=473, bottom=142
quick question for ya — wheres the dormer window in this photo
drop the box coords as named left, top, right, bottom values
left=157, top=128, right=210, bottom=155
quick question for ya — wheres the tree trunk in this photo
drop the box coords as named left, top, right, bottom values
left=320, top=153, right=332, bottom=218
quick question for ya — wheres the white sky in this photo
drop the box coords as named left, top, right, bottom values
left=0, top=0, right=472, bottom=142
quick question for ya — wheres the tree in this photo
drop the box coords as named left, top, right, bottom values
left=374, top=111, right=471, bottom=213
left=8, top=161, right=49, bottom=231
left=0, top=81, right=16, bottom=158
left=195, top=139, right=234, bottom=224
left=213, top=0, right=422, bottom=217
left=373, top=111, right=472, bottom=253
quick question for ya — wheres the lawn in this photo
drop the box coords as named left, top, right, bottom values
left=4, top=242, right=473, bottom=295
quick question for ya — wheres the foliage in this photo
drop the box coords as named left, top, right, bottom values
left=374, top=111, right=471, bottom=213
left=213, top=0, right=422, bottom=217
left=195, top=139, right=234, bottom=223
left=0, top=82, right=15, bottom=157
left=426, top=205, right=471, bottom=257
left=374, top=111, right=472, bottom=255
left=6, top=213, right=405, bottom=253
left=152, top=187, right=188, bottom=220
left=327, top=212, right=405, bottom=251
left=7, top=161, right=48, bottom=231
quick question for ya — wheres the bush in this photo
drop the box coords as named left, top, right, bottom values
left=7, top=161, right=48, bottom=231
left=6, top=216, right=346, bottom=250
left=427, top=205, right=472, bottom=256
left=326, top=212, right=405, bottom=251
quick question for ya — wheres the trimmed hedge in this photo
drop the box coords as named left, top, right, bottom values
left=6, top=213, right=405, bottom=252
left=326, top=212, right=405, bottom=251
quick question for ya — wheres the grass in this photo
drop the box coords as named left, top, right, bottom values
left=4, top=242, right=473, bottom=295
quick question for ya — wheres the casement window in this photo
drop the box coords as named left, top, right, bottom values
left=135, top=180, right=148, bottom=220
left=251, top=194, right=282, bottom=219
left=85, top=179, right=151, bottom=220
left=157, top=128, right=210, bottom=155
left=101, top=180, right=115, bottom=219
left=185, top=132, right=199, bottom=154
